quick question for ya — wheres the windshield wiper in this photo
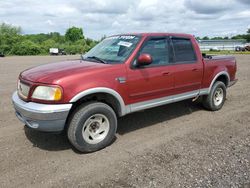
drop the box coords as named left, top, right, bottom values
left=84, top=56, right=107, bottom=64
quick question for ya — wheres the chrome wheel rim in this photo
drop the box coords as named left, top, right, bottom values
left=213, top=88, right=224, bottom=106
left=82, top=114, right=110, bottom=144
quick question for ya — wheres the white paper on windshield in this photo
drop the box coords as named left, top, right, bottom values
left=117, top=41, right=133, bottom=47
left=119, top=36, right=135, bottom=40
left=107, top=35, right=135, bottom=40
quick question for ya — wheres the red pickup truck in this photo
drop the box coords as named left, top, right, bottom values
left=12, top=33, right=237, bottom=152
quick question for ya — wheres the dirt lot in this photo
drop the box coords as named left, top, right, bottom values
left=0, top=55, right=249, bottom=188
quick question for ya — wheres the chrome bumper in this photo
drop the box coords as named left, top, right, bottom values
left=12, top=91, right=72, bottom=132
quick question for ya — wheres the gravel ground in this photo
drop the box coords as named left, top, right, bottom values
left=0, top=55, right=249, bottom=188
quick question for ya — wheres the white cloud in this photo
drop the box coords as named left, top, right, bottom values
left=45, top=20, right=54, bottom=26
left=184, top=0, right=234, bottom=14
left=0, top=0, right=249, bottom=39
left=237, top=0, right=250, bottom=5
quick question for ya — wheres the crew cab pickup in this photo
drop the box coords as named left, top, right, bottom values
left=12, top=33, right=237, bottom=152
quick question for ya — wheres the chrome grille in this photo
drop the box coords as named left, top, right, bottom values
left=18, top=80, right=30, bottom=99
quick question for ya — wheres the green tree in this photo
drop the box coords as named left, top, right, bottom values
left=231, top=29, right=250, bottom=42
left=65, top=27, right=84, bottom=42
left=63, top=43, right=83, bottom=54
left=231, top=35, right=245, bottom=40
left=0, top=34, right=23, bottom=54
left=211, top=37, right=223, bottom=40
left=0, top=22, right=99, bottom=56
left=75, top=39, right=86, bottom=46
left=11, top=40, right=41, bottom=55
left=0, top=23, right=21, bottom=35
left=49, top=32, right=65, bottom=43
left=202, top=36, right=209, bottom=40
left=246, top=29, right=250, bottom=42
left=41, top=39, right=57, bottom=53
left=85, top=38, right=93, bottom=46
left=100, top=35, right=107, bottom=41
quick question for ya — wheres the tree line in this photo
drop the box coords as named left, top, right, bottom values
left=0, top=23, right=98, bottom=55
left=1, top=22, right=250, bottom=56
left=196, top=29, right=250, bottom=41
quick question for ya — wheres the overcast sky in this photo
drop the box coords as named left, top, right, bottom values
left=0, top=0, right=249, bottom=39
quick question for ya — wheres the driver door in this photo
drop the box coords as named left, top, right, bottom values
left=126, top=37, right=175, bottom=105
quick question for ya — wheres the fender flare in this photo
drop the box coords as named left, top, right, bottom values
left=208, top=71, right=230, bottom=93
left=69, top=87, right=128, bottom=116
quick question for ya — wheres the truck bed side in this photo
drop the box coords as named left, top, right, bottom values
left=202, top=55, right=237, bottom=90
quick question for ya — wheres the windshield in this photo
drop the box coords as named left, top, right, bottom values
left=82, top=35, right=141, bottom=64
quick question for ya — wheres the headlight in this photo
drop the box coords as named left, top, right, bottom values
left=32, top=86, right=62, bottom=101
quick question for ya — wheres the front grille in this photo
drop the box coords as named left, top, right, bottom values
left=18, top=80, right=30, bottom=99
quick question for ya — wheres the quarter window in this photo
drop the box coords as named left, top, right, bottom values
left=172, top=38, right=197, bottom=63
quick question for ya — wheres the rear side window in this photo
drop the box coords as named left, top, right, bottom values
left=172, top=38, right=197, bottom=63
left=139, top=38, right=170, bottom=66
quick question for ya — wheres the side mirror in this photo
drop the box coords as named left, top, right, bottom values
left=137, top=53, right=152, bottom=66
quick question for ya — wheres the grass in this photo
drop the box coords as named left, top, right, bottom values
left=202, top=50, right=250, bottom=55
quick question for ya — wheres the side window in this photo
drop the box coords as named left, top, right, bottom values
left=139, top=38, right=170, bottom=66
left=172, top=38, right=197, bottom=63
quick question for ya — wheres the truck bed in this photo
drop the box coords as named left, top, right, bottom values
left=202, top=54, right=237, bottom=89
left=203, top=54, right=235, bottom=61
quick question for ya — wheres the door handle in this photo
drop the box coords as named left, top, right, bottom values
left=192, top=68, right=198, bottom=72
left=162, top=71, right=170, bottom=76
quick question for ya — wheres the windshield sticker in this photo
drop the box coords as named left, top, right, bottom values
left=106, top=36, right=119, bottom=40
left=119, top=36, right=135, bottom=40
left=117, top=41, right=133, bottom=47
left=107, top=35, right=136, bottom=40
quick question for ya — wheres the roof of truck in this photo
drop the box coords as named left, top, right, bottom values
left=114, top=33, right=194, bottom=38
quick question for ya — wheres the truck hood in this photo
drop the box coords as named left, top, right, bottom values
left=20, top=60, right=111, bottom=84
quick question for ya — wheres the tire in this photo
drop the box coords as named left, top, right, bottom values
left=67, top=102, right=117, bottom=153
left=202, top=81, right=227, bottom=111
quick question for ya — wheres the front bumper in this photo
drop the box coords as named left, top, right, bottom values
left=12, top=91, right=72, bottom=132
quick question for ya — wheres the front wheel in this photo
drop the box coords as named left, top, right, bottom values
left=202, top=81, right=227, bottom=111
left=67, top=102, right=117, bottom=153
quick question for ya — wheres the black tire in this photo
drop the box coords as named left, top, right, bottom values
left=67, top=102, right=117, bottom=153
left=202, top=81, right=227, bottom=111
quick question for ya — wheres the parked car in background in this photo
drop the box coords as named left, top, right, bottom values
left=59, top=49, right=66, bottom=55
left=12, top=33, right=237, bottom=153
left=0, top=51, right=5, bottom=57
left=49, top=48, right=58, bottom=55
left=245, top=45, right=250, bottom=51
left=235, top=46, right=246, bottom=52
left=235, top=44, right=250, bottom=52
left=49, top=48, right=66, bottom=55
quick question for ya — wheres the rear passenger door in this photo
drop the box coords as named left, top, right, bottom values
left=171, top=37, right=203, bottom=93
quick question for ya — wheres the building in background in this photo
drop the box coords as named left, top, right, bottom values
left=198, top=39, right=247, bottom=51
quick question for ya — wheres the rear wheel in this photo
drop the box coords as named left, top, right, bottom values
left=202, top=81, right=226, bottom=111
left=67, top=102, right=117, bottom=152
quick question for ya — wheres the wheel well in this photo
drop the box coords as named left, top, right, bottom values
left=215, top=74, right=229, bottom=87
left=69, top=93, right=122, bottom=117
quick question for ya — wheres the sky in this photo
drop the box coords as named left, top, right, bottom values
left=0, top=0, right=250, bottom=40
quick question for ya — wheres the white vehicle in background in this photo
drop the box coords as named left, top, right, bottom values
left=49, top=48, right=59, bottom=55
left=49, top=48, right=66, bottom=55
